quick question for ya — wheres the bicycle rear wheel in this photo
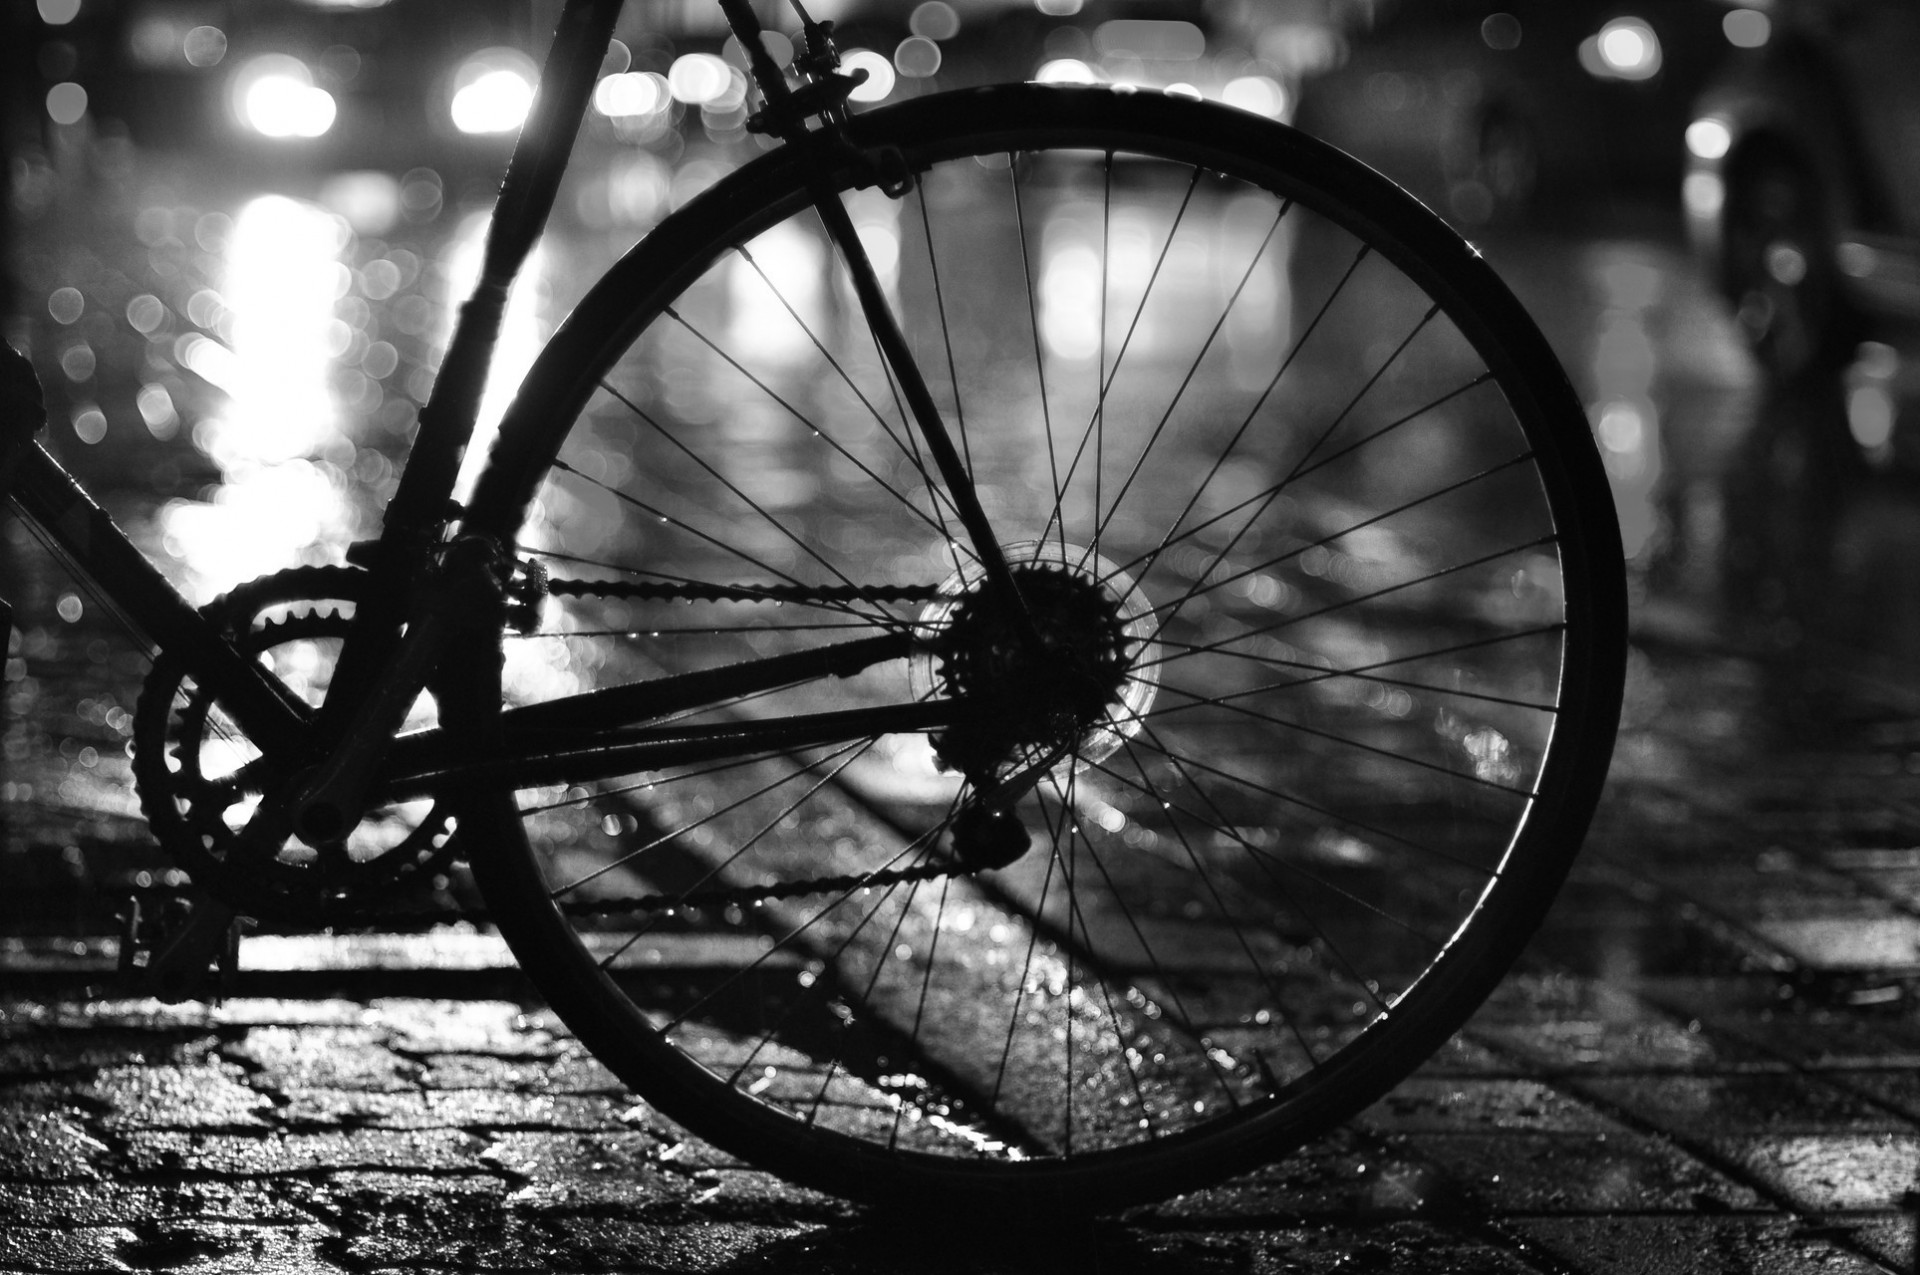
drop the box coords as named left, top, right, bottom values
left=457, top=86, right=1625, bottom=1213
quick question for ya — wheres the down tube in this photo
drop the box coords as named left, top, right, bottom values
left=6, top=441, right=307, bottom=756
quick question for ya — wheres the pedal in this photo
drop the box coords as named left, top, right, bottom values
left=118, top=890, right=253, bottom=1004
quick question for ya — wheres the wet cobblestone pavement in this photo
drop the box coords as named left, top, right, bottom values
left=9, top=609, right=1920, bottom=1271
left=12, top=105, right=1920, bottom=1275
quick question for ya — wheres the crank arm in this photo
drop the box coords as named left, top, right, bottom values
left=236, top=538, right=505, bottom=848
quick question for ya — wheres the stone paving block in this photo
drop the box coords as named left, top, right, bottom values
left=480, top=1128, right=670, bottom=1185
left=1619, top=974, right=1802, bottom=1022
left=273, top=1086, right=625, bottom=1132
left=221, top=1025, right=422, bottom=1092
left=0, top=1178, right=318, bottom=1226
left=1355, top=1077, right=1622, bottom=1136
left=0, top=1224, right=138, bottom=1272
left=40, top=999, right=224, bottom=1032
left=204, top=999, right=378, bottom=1028
left=116, top=1126, right=491, bottom=1177
left=311, top=1169, right=828, bottom=1272
left=1638, top=865, right=1883, bottom=920
left=1845, top=1212, right=1918, bottom=1273
left=1139, top=1131, right=1434, bottom=1223
left=1526, top=914, right=1767, bottom=980
left=409, top=1051, right=555, bottom=1091
left=0, top=1087, right=106, bottom=1182
left=1752, top=915, right=1920, bottom=971
left=417, top=1040, right=624, bottom=1094
left=392, top=1217, right=824, bottom=1274
left=1709, top=1009, right=1920, bottom=1070
left=1247, top=1220, right=1541, bottom=1274
left=1513, top=1214, right=1890, bottom=1274
left=302, top=1170, right=531, bottom=1270
left=0, top=1021, right=218, bottom=1078
left=1826, top=1068, right=1920, bottom=1123
left=1403, top=1032, right=1516, bottom=1077
left=1466, top=1015, right=1758, bottom=1073
left=650, top=1127, right=756, bottom=1172
left=365, top=998, right=561, bottom=1058
left=81, top=1060, right=272, bottom=1131
left=1572, top=1072, right=1913, bottom=1136
left=109, top=1219, right=343, bottom=1273
left=1400, top=1130, right=1766, bottom=1214
left=1712, top=1132, right=1920, bottom=1212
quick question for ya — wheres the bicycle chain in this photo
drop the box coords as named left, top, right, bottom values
left=133, top=843, right=965, bottom=930
left=545, top=577, right=942, bottom=607
left=132, top=571, right=967, bottom=932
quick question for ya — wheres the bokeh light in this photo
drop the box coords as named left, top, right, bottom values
left=451, top=49, right=537, bottom=135
left=234, top=55, right=336, bottom=138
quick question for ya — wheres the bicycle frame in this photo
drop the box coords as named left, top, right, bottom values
left=0, top=0, right=988, bottom=844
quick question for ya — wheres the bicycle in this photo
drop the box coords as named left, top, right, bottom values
left=1, top=0, right=1626, bottom=1216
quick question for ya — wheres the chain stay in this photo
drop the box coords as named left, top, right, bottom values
left=546, top=577, right=939, bottom=607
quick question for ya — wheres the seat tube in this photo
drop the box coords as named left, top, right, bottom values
left=382, top=0, right=626, bottom=545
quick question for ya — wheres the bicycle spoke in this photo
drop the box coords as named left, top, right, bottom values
left=732, top=243, right=951, bottom=509
left=1009, top=153, right=1066, bottom=559
left=466, top=99, right=1621, bottom=1209
left=1137, top=534, right=1562, bottom=674
left=1091, top=203, right=1289, bottom=548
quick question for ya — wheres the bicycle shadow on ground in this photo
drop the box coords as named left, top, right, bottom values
left=708, top=1214, right=1249, bottom=1274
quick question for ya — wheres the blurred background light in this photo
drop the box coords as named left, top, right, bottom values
left=895, top=36, right=942, bottom=78
left=1223, top=75, right=1287, bottom=118
left=910, top=2, right=960, bottom=41
left=233, top=55, right=336, bottom=138
left=593, top=70, right=669, bottom=119
left=1685, top=117, right=1731, bottom=160
left=841, top=50, right=896, bottom=102
left=1480, top=13, right=1522, bottom=51
left=183, top=25, right=228, bottom=67
left=1094, top=20, right=1205, bottom=61
left=1034, top=58, right=1099, bottom=85
left=451, top=48, right=537, bottom=135
left=45, top=82, right=88, bottom=126
left=1847, top=343, right=1900, bottom=457
left=1723, top=8, right=1771, bottom=48
left=1580, top=17, right=1662, bottom=81
left=668, top=53, right=734, bottom=105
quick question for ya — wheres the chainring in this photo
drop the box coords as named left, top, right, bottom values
left=131, top=565, right=458, bottom=924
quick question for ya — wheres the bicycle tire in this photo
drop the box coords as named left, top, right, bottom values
left=455, top=84, right=1626, bottom=1214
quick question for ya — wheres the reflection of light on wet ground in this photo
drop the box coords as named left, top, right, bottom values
left=158, top=195, right=358, bottom=600
left=1037, top=193, right=1285, bottom=373
left=1040, top=203, right=1157, bottom=361
left=1584, top=245, right=1665, bottom=560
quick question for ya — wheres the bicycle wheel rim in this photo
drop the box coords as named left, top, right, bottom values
left=460, top=86, right=1625, bottom=1214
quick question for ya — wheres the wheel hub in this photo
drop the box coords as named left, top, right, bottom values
left=915, top=543, right=1159, bottom=785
